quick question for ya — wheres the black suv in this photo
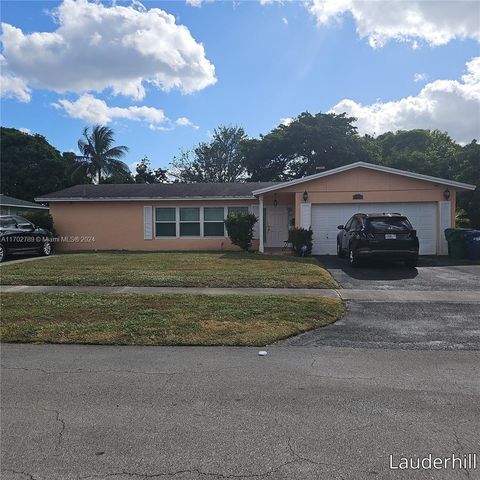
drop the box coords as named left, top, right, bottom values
left=337, top=213, right=419, bottom=268
left=0, top=215, right=53, bottom=263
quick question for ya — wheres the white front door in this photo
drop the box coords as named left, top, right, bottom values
left=266, top=206, right=290, bottom=247
left=311, top=202, right=439, bottom=255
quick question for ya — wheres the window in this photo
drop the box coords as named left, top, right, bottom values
left=367, top=217, right=413, bottom=232
left=155, top=208, right=176, bottom=237
left=345, top=217, right=354, bottom=231
left=204, top=207, right=225, bottom=237
left=350, top=217, right=362, bottom=231
left=0, top=217, right=17, bottom=228
left=228, top=206, right=249, bottom=216
left=180, top=207, right=200, bottom=236
left=13, top=216, right=34, bottom=230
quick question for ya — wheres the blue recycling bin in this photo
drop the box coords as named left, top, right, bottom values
left=464, top=230, right=480, bottom=260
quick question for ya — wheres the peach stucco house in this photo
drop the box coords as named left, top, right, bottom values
left=37, top=162, right=476, bottom=255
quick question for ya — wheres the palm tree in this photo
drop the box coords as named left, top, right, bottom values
left=75, top=125, right=129, bottom=184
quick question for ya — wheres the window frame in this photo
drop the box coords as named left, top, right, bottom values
left=154, top=207, right=177, bottom=238
left=203, top=206, right=226, bottom=238
left=152, top=205, right=251, bottom=240
left=179, top=207, right=201, bottom=237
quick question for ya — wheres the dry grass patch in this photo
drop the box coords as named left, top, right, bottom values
left=0, top=293, right=344, bottom=346
left=0, top=252, right=337, bottom=289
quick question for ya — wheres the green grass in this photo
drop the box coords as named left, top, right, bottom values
left=0, top=293, right=344, bottom=346
left=0, top=252, right=338, bottom=289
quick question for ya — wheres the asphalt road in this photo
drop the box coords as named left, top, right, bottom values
left=2, top=344, right=480, bottom=480
left=317, top=255, right=480, bottom=291
left=283, top=302, right=480, bottom=349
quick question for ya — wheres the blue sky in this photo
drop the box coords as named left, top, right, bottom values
left=1, top=0, right=479, bottom=171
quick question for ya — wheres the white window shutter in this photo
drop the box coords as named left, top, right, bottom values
left=144, top=206, right=153, bottom=240
left=438, top=201, right=451, bottom=255
left=250, top=205, right=260, bottom=239
left=300, top=203, right=311, bottom=229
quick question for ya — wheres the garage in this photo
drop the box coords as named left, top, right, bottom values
left=311, top=202, right=438, bottom=255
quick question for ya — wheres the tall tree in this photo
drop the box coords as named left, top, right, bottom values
left=242, top=112, right=366, bottom=181
left=455, top=140, right=480, bottom=228
left=134, top=156, right=168, bottom=184
left=76, top=125, right=129, bottom=184
left=0, top=127, right=81, bottom=201
left=375, top=129, right=461, bottom=178
left=170, top=125, right=247, bottom=182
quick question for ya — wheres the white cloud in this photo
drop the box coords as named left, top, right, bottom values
left=176, top=117, right=199, bottom=129
left=329, top=57, right=480, bottom=144
left=282, top=17, right=288, bottom=25
left=280, top=117, right=293, bottom=126
left=413, top=72, right=427, bottom=83
left=0, top=0, right=216, bottom=102
left=186, top=0, right=203, bottom=6
left=307, top=0, right=480, bottom=48
left=53, top=94, right=167, bottom=126
left=19, top=127, right=31, bottom=134
left=0, top=72, right=31, bottom=102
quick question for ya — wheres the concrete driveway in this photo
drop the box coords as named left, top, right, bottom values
left=316, top=255, right=480, bottom=291
left=2, top=344, right=479, bottom=480
left=284, top=256, right=480, bottom=350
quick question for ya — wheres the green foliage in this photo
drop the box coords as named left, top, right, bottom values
left=224, top=213, right=257, bottom=252
left=22, top=211, right=54, bottom=231
left=242, top=112, right=367, bottom=181
left=76, top=125, right=130, bottom=183
left=170, top=125, right=247, bottom=182
left=288, top=227, right=314, bottom=256
left=134, top=156, right=168, bottom=184
left=0, top=127, right=81, bottom=201
left=455, top=209, right=471, bottom=228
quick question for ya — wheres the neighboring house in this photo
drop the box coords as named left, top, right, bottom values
left=36, top=162, right=476, bottom=255
left=0, top=194, right=49, bottom=215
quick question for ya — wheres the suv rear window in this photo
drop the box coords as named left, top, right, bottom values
left=366, top=217, right=413, bottom=232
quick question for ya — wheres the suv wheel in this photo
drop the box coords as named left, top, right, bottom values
left=349, top=246, right=360, bottom=267
left=40, top=240, right=52, bottom=257
left=0, top=244, right=6, bottom=263
left=337, top=241, right=345, bottom=258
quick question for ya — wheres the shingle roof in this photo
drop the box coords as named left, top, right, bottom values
left=0, top=194, right=49, bottom=209
left=36, top=182, right=280, bottom=201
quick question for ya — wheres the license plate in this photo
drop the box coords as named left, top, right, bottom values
left=385, top=234, right=397, bottom=239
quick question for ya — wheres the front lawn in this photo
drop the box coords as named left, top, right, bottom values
left=0, top=293, right=344, bottom=346
left=0, top=252, right=338, bottom=289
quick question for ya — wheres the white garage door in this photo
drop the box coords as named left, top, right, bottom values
left=311, top=203, right=438, bottom=255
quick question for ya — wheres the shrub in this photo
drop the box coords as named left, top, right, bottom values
left=289, top=227, right=313, bottom=256
left=224, top=212, right=257, bottom=252
left=22, top=211, right=54, bottom=231
left=455, top=208, right=471, bottom=228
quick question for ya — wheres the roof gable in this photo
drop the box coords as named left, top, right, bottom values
left=252, top=162, right=476, bottom=195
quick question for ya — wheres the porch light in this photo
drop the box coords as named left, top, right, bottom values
left=303, top=191, right=308, bottom=202
left=443, top=189, right=451, bottom=200
left=273, top=194, right=278, bottom=207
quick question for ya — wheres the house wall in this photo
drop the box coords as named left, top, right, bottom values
left=50, top=200, right=259, bottom=251
left=48, top=167, right=463, bottom=253
left=267, top=168, right=458, bottom=229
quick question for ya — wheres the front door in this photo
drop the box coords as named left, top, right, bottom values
left=265, top=206, right=290, bottom=247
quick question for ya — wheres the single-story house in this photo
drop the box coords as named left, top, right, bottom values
left=36, top=162, right=476, bottom=255
left=0, top=194, right=49, bottom=215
